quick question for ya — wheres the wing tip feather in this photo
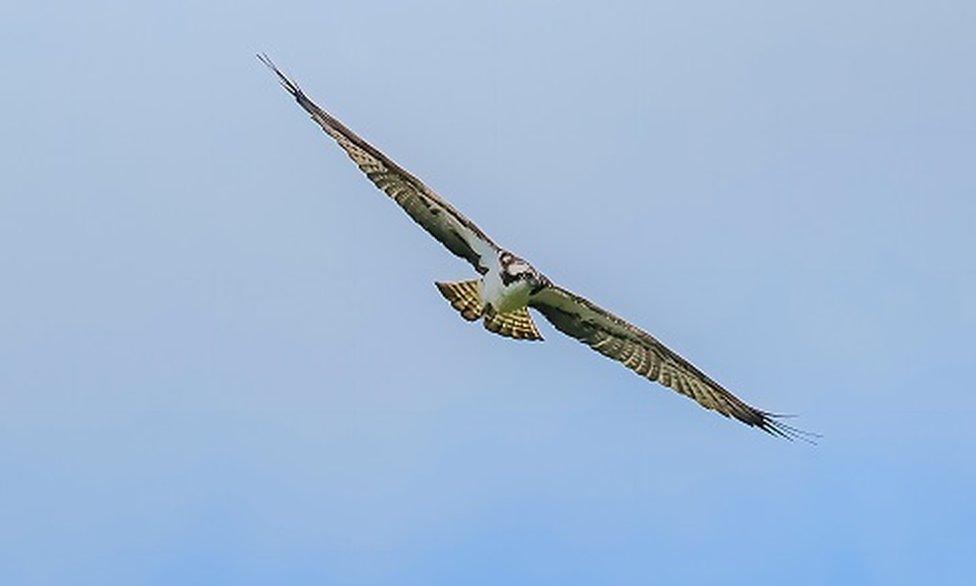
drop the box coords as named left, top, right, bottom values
left=257, top=53, right=302, bottom=99
left=754, top=410, right=820, bottom=444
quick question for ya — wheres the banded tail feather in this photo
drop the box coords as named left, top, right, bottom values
left=484, top=308, right=544, bottom=341
left=436, top=280, right=544, bottom=341
left=435, top=279, right=484, bottom=321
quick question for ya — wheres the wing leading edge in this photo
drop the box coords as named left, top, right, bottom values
left=258, top=54, right=499, bottom=275
left=530, top=285, right=815, bottom=441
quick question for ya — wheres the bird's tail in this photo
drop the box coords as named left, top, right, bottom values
left=435, top=280, right=544, bottom=341
left=483, top=308, right=544, bottom=341
left=435, top=279, right=484, bottom=322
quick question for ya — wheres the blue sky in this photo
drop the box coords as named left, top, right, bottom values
left=2, top=1, right=974, bottom=584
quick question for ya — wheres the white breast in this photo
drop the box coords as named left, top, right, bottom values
left=482, top=266, right=532, bottom=314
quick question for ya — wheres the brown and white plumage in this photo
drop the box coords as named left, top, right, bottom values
left=260, top=55, right=812, bottom=440
left=529, top=287, right=807, bottom=438
left=258, top=54, right=498, bottom=276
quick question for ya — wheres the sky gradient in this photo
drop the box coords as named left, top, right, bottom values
left=2, top=1, right=975, bottom=584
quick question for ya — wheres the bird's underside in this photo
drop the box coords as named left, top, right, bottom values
left=259, top=54, right=814, bottom=441
left=435, top=278, right=544, bottom=341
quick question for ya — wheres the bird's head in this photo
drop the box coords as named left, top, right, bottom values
left=499, top=251, right=550, bottom=293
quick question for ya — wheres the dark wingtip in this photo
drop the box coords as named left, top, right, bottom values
left=756, top=411, right=821, bottom=444
left=256, top=53, right=302, bottom=98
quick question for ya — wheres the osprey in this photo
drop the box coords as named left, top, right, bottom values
left=259, top=55, right=811, bottom=440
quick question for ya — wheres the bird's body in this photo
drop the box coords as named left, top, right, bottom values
left=259, top=55, right=812, bottom=441
left=483, top=263, right=527, bottom=315
left=483, top=252, right=546, bottom=315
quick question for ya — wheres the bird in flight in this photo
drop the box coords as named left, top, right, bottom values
left=259, top=55, right=811, bottom=440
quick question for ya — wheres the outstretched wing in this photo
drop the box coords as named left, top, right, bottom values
left=259, top=54, right=499, bottom=275
left=530, top=285, right=811, bottom=440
